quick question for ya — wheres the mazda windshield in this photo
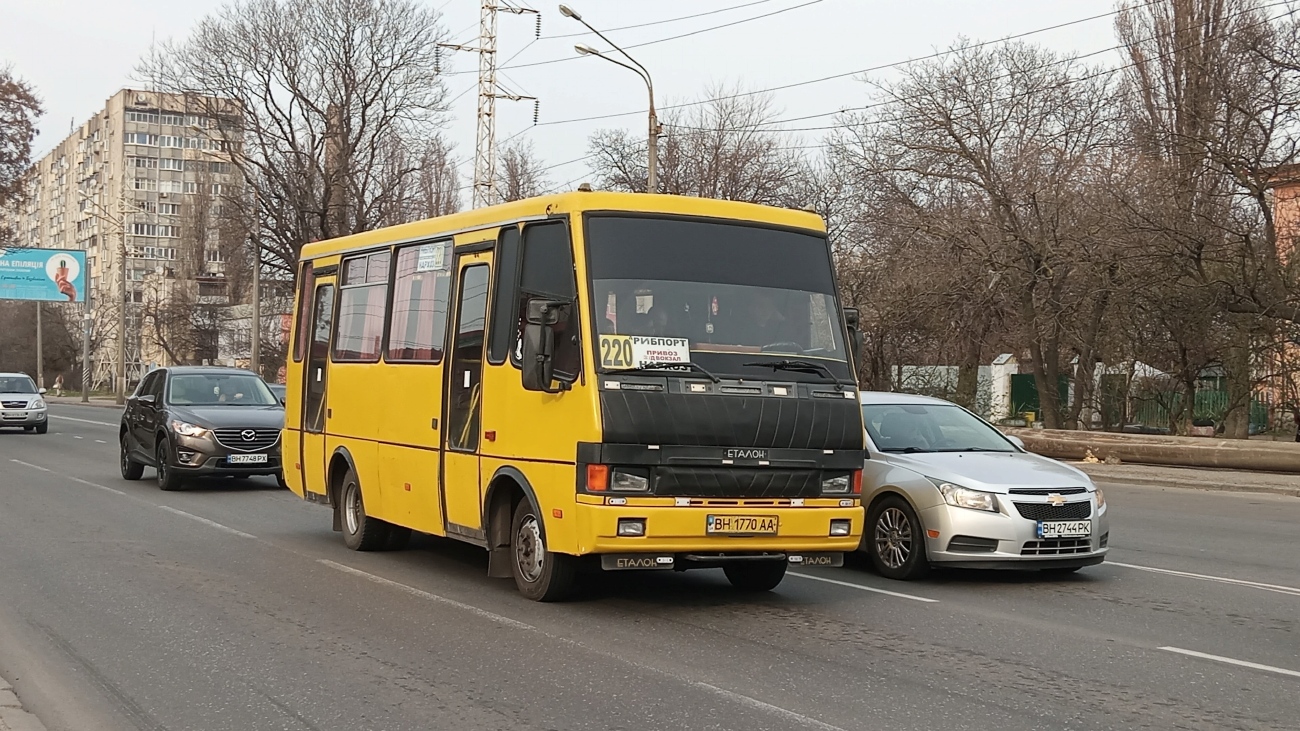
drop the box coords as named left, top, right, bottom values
left=585, top=215, right=853, bottom=382
left=167, top=373, right=278, bottom=406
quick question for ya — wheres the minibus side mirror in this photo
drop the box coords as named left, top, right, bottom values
left=843, top=307, right=864, bottom=358
left=521, top=298, right=568, bottom=393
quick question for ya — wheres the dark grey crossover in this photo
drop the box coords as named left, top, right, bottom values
left=119, top=366, right=284, bottom=491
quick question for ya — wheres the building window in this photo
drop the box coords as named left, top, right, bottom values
left=132, top=178, right=157, bottom=191
left=211, top=183, right=224, bottom=195
left=128, top=156, right=157, bottom=169
left=126, top=112, right=159, bottom=124
left=387, top=242, right=451, bottom=362
left=159, top=203, right=181, bottom=216
left=124, top=133, right=157, bottom=146
left=159, top=135, right=183, bottom=148
left=159, top=158, right=184, bottom=171
left=198, top=280, right=226, bottom=297
left=205, top=248, right=225, bottom=263
left=332, top=251, right=390, bottom=362
left=182, top=182, right=198, bottom=194
left=159, top=113, right=185, bottom=126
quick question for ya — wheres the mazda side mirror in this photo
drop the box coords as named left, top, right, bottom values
left=139, top=394, right=156, bottom=405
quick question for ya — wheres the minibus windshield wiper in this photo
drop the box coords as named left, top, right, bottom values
left=626, top=361, right=721, bottom=383
left=743, top=359, right=839, bottom=382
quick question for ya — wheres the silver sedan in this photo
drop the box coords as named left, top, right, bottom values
left=858, top=392, right=1109, bottom=580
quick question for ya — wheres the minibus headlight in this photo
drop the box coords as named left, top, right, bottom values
left=821, top=473, right=851, bottom=494
left=610, top=469, right=650, bottom=492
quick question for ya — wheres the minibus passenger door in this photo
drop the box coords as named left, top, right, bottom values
left=442, top=253, right=492, bottom=535
left=301, top=281, right=335, bottom=496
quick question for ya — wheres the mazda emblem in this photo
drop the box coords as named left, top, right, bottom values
left=240, top=429, right=257, bottom=441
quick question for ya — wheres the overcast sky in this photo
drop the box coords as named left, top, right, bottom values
left=3, top=0, right=1121, bottom=192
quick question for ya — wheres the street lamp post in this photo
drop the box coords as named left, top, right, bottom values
left=560, top=5, right=660, bottom=192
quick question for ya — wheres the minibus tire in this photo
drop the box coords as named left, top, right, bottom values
left=340, top=467, right=391, bottom=551
left=723, top=560, right=788, bottom=592
left=510, top=500, right=576, bottom=601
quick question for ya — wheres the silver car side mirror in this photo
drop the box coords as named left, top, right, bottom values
left=1006, top=435, right=1025, bottom=450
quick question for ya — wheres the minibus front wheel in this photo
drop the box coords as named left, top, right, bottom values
left=510, top=500, right=577, bottom=601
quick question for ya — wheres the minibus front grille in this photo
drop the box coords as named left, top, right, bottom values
left=652, top=466, right=822, bottom=498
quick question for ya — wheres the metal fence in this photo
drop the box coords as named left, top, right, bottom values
left=1130, top=390, right=1268, bottom=431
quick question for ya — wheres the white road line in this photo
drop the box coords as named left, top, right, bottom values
left=94, top=439, right=106, bottom=444
left=1109, top=561, right=1300, bottom=598
left=788, top=571, right=939, bottom=603
left=1160, top=647, right=1300, bottom=679
left=320, top=559, right=845, bottom=729
left=48, top=414, right=118, bottom=427
left=10, top=459, right=125, bottom=495
left=73, top=435, right=83, bottom=439
left=694, top=682, right=848, bottom=731
left=158, top=506, right=256, bottom=539
left=318, top=559, right=535, bottom=630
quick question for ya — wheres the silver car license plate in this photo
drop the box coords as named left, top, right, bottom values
left=228, top=454, right=268, bottom=464
left=1038, top=520, right=1091, bottom=538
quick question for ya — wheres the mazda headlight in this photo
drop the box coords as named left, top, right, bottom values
left=930, top=479, right=998, bottom=512
left=29, top=398, right=46, bottom=409
left=171, top=420, right=209, bottom=438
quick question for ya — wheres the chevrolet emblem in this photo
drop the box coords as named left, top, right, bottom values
left=1046, top=493, right=1067, bottom=507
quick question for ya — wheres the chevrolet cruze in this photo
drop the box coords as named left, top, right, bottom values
left=120, top=366, right=284, bottom=490
left=858, top=392, right=1108, bottom=579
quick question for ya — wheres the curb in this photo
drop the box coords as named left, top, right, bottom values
left=1074, top=465, right=1300, bottom=498
left=44, top=398, right=121, bottom=410
left=0, top=675, right=47, bottom=731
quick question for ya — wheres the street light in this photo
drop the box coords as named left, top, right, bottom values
left=561, top=4, right=660, bottom=192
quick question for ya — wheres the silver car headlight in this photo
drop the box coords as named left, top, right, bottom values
left=930, top=478, right=999, bottom=512
left=171, top=420, right=209, bottom=438
left=1094, top=488, right=1105, bottom=509
left=29, top=398, right=46, bottom=409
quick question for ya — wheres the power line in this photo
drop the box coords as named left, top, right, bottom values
left=529, top=0, right=1164, bottom=129
left=542, top=0, right=779, bottom=39
left=657, top=0, right=1295, bottom=135
left=445, top=0, right=825, bottom=76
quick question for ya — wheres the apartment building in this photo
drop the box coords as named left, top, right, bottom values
left=7, top=88, right=245, bottom=391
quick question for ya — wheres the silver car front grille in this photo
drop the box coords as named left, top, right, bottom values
left=1014, top=501, right=1091, bottom=521
left=1021, top=538, right=1092, bottom=555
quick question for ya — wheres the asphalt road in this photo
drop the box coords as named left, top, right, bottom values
left=0, top=404, right=1297, bottom=731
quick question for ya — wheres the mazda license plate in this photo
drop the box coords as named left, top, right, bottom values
left=707, top=515, right=778, bottom=535
left=1038, top=520, right=1091, bottom=538
left=228, top=454, right=268, bottom=464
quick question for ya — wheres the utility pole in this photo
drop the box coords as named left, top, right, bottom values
left=440, top=1, right=539, bottom=209
left=250, top=236, right=260, bottom=376
left=81, top=290, right=91, bottom=403
left=35, top=302, right=43, bottom=390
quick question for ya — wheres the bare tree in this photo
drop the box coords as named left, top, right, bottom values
left=141, top=0, right=451, bottom=278
left=0, top=66, right=42, bottom=244
left=495, top=139, right=549, bottom=203
left=589, top=85, right=811, bottom=206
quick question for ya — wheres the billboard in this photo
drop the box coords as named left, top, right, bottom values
left=0, top=247, right=87, bottom=303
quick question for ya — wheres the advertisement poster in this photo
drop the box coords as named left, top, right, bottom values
left=0, top=248, right=87, bottom=303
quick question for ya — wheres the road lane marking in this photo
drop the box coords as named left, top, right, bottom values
left=48, top=414, right=118, bottom=427
left=788, top=571, right=939, bottom=603
left=158, top=506, right=256, bottom=539
left=73, top=435, right=83, bottom=439
left=95, top=439, right=106, bottom=444
left=10, top=459, right=126, bottom=495
left=1110, top=561, right=1300, bottom=598
left=320, top=560, right=846, bottom=729
left=318, top=559, right=535, bottom=630
left=1160, top=647, right=1300, bottom=678
left=693, top=683, right=847, bottom=731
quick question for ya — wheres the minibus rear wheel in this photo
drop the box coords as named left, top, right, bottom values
left=510, top=500, right=577, bottom=601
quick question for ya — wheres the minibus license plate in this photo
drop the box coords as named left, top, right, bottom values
left=1038, top=520, right=1090, bottom=538
left=228, top=454, right=268, bottom=464
left=707, top=515, right=777, bottom=535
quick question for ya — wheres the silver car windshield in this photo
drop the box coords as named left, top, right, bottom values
left=0, top=376, right=37, bottom=394
left=863, top=404, right=1015, bottom=453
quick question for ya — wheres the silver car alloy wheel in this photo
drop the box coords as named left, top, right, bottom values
left=515, top=514, right=545, bottom=583
left=875, top=507, right=913, bottom=569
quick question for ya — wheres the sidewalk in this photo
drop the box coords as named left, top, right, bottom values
left=43, top=395, right=123, bottom=409
left=0, top=675, right=45, bottom=731
left=1074, top=461, right=1300, bottom=498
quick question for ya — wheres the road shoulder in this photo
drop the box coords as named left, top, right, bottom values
left=0, top=674, right=46, bottom=731
left=1076, top=462, right=1300, bottom=497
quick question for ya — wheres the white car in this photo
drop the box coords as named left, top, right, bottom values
left=0, top=373, right=49, bottom=434
left=858, top=392, right=1108, bottom=580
